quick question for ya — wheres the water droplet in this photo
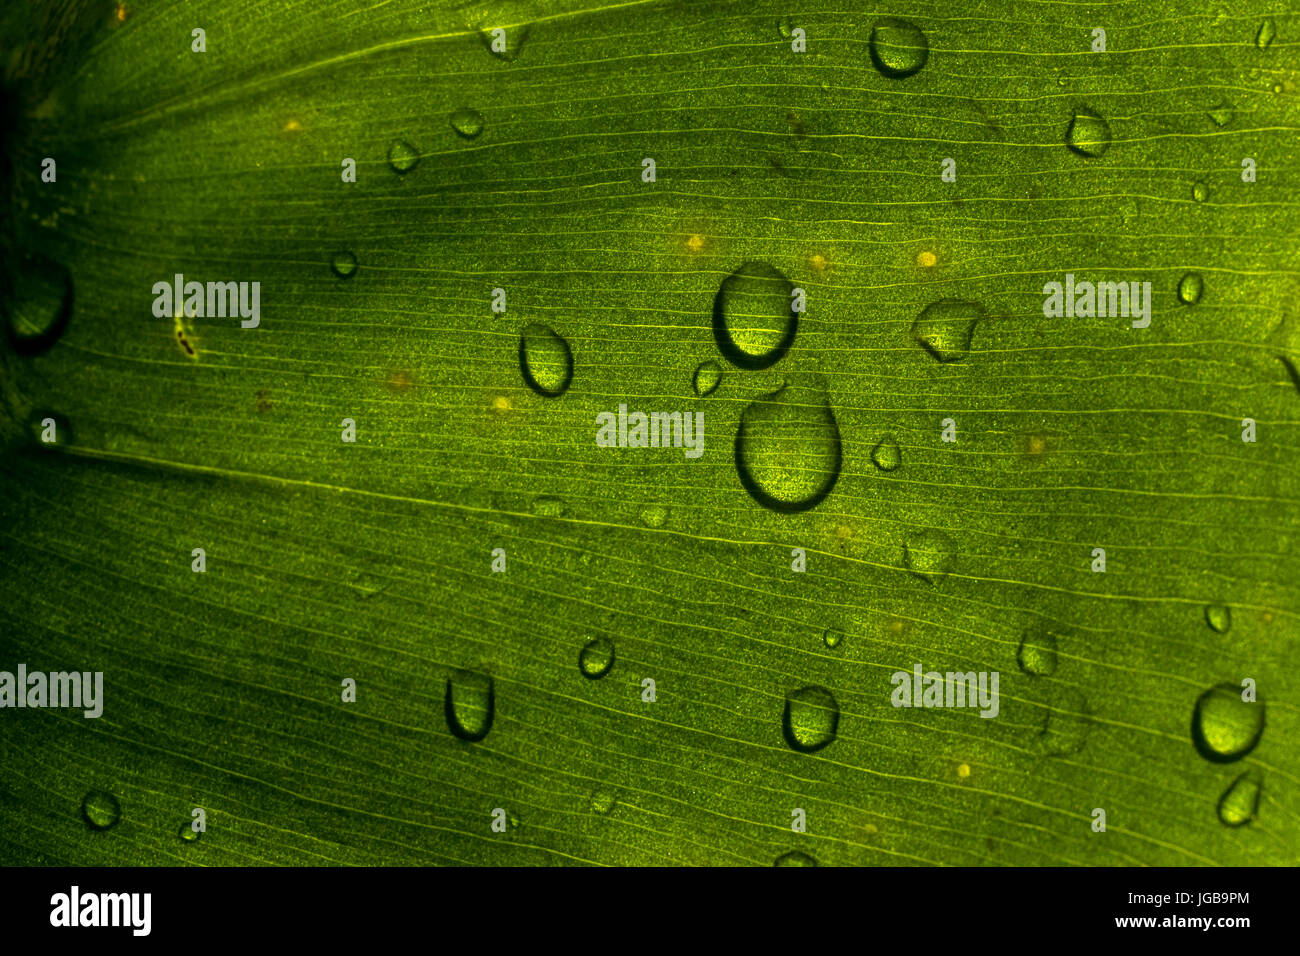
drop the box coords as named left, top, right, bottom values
left=82, top=790, right=121, bottom=830
left=734, top=380, right=842, bottom=513
left=445, top=670, right=494, bottom=742
left=387, top=140, right=420, bottom=173
left=1208, top=106, right=1233, bottom=127
left=903, top=528, right=956, bottom=583
left=1256, top=19, right=1276, bottom=50
left=1177, top=272, right=1203, bottom=305
left=868, top=18, right=929, bottom=78
left=712, top=261, right=798, bottom=370
left=1192, top=181, right=1209, bottom=203
left=590, top=790, right=616, bottom=814
left=1272, top=82, right=1283, bottom=94
left=912, top=299, right=982, bottom=362
left=693, top=360, right=723, bottom=396
left=579, top=636, right=615, bottom=679
left=1017, top=631, right=1059, bottom=676
left=4, top=253, right=72, bottom=355
left=479, top=24, right=530, bottom=61
left=782, top=685, right=840, bottom=752
left=822, top=628, right=842, bottom=649
left=1217, top=771, right=1262, bottom=826
left=777, top=16, right=794, bottom=39
left=870, top=435, right=902, bottom=471
left=774, top=850, right=817, bottom=866
left=639, top=504, right=667, bottom=528
left=1033, top=686, right=1090, bottom=756
left=1066, top=108, right=1111, bottom=157
left=178, top=822, right=201, bottom=842
left=531, top=495, right=565, bottom=517
left=330, top=250, right=357, bottom=278
left=450, top=107, right=484, bottom=139
left=1192, top=683, right=1264, bottom=762
left=518, top=323, right=573, bottom=396
left=1205, top=604, right=1231, bottom=634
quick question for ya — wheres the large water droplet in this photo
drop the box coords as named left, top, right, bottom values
left=1017, top=631, right=1059, bottom=676
left=1066, top=108, right=1111, bottom=157
left=774, top=850, right=817, bottom=866
left=712, top=261, right=799, bottom=370
left=445, top=670, right=494, bottom=742
left=518, top=323, right=573, bottom=396
left=912, top=299, right=982, bottom=362
left=1177, top=273, right=1203, bottom=305
left=734, top=380, right=842, bottom=513
left=903, top=528, right=956, bottom=583
left=1205, top=604, right=1231, bottom=634
left=1217, top=771, right=1262, bottom=826
left=387, top=140, right=420, bottom=173
left=82, top=790, right=121, bottom=830
left=330, top=250, right=357, bottom=279
left=782, top=685, right=839, bottom=752
left=868, top=18, right=928, bottom=78
left=1192, top=684, right=1263, bottom=762
left=693, top=360, right=722, bottom=396
left=871, top=435, right=901, bottom=471
left=4, top=253, right=72, bottom=355
left=450, top=107, right=484, bottom=139
left=579, top=636, right=615, bottom=679
left=1256, top=19, right=1277, bottom=50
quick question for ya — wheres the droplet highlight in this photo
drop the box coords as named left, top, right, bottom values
left=330, top=250, right=357, bottom=279
left=1177, top=272, right=1203, bottom=305
left=1257, top=19, right=1277, bottom=50
left=1205, top=604, right=1231, bottom=634
left=871, top=435, right=901, bottom=471
left=4, top=253, right=72, bottom=355
left=1192, top=181, right=1209, bottom=203
left=1017, top=631, right=1059, bottom=676
left=639, top=504, right=667, bottom=528
left=903, top=528, right=956, bottom=583
left=1217, top=771, right=1262, bottom=826
left=774, top=850, right=817, bottom=866
left=387, top=140, right=420, bottom=173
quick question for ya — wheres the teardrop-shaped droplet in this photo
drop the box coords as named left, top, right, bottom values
left=1017, top=631, right=1059, bottom=676
left=1066, top=108, right=1111, bottom=157
left=1205, top=604, right=1231, bottom=634
left=734, top=381, right=841, bottom=513
left=518, top=323, right=573, bottom=396
left=445, top=670, right=494, bottom=742
left=178, top=821, right=201, bottom=842
left=4, top=253, right=72, bottom=355
left=868, top=18, right=928, bottom=78
left=871, top=435, right=901, bottom=471
left=387, top=140, right=420, bottom=173
left=782, top=685, right=839, bottom=752
left=1192, top=181, right=1209, bottom=203
left=639, top=504, right=667, bottom=528
left=82, top=790, right=121, bottom=830
left=479, top=24, right=530, bottom=61
left=1208, top=106, right=1233, bottom=127
left=450, top=107, right=484, bottom=139
left=1192, top=684, right=1264, bottom=762
left=712, top=261, right=798, bottom=370
left=1256, top=19, right=1276, bottom=50
left=774, top=850, right=817, bottom=866
left=579, top=637, right=615, bottom=679
left=822, top=628, right=843, bottom=649
left=903, top=528, right=956, bottom=583
left=1217, top=771, right=1262, bottom=826
left=693, top=360, right=723, bottom=396
left=330, top=250, right=357, bottom=279
left=912, top=299, right=982, bottom=362
left=1177, top=273, right=1203, bottom=305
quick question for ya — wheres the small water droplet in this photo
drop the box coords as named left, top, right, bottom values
left=330, top=250, right=357, bottom=278
left=450, top=107, right=484, bottom=139
left=712, top=261, right=799, bottom=370
left=532, top=495, right=565, bottom=517
left=387, top=140, right=420, bottom=173
left=1208, top=106, right=1233, bottom=127
left=1217, top=771, right=1262, bottom=826
left=178, top=822, right=201, bottom=842
left=518, top=323, right=573, bottom=396
left=509, top=814, right=520, bottom=829
left=903, top=528, right=956, bottom=583
left=777, top=16, right=794, bottom=39
left=1205, top=604, right=1231, bottom=633
left=445, top=670, right=494, bottom=742
left=1192, top=684, right=1264, bottom=762
left=479, top=24, right=530, bottom=61
left=1256, top=19, right=1276, bottom=50
left=579, top=636, right=615, bottom=679
left=639, top=504, right=667, bottom=528
left=912, top=299, right=982, bottom=362
left=4, top=253, right=72, bottom=355
left=782, top=685, right=839, bottom=752
left=1192, top=181, right=1209, bottom=203
left=734, top=380, right=842, bottom=513
left=693, top=360, right=723, bottom=396
left=1017, top=631, right=1059, bottom=676
left=1066, top=108, right=1111, bottom=157
left=82, top=790, right=121, bottom=830
left=1033, top=686, right=1090, bottom=756
left=868, top=18, right=929, bottom=78
left=590, top=790, right=616, bottom=814
left=1177, top=272, right=1204, bottom=305
left=822, top=628, right=842, bottom=649
left=774, top=850, right=817, bottom=866
left=870, top=435, right=902, bottom=471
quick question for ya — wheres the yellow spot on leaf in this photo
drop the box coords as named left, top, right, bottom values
left=810, top=254, right=828, bottom=272
left=285, top=119, right=303, bottom=133
left=1026, top=434, right=1047, bottom=456
left=115, top=4, right=127, bottom=22
left=490, top=395, right=511, bottom=414
left=916, top=250, right=937, bottom=268
left=957, top=763, right=971, bottom=779
left=686, top=234, right=705, bottom=252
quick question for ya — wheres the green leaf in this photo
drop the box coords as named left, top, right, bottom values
left=1, top=0, right=1296, bottom=866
